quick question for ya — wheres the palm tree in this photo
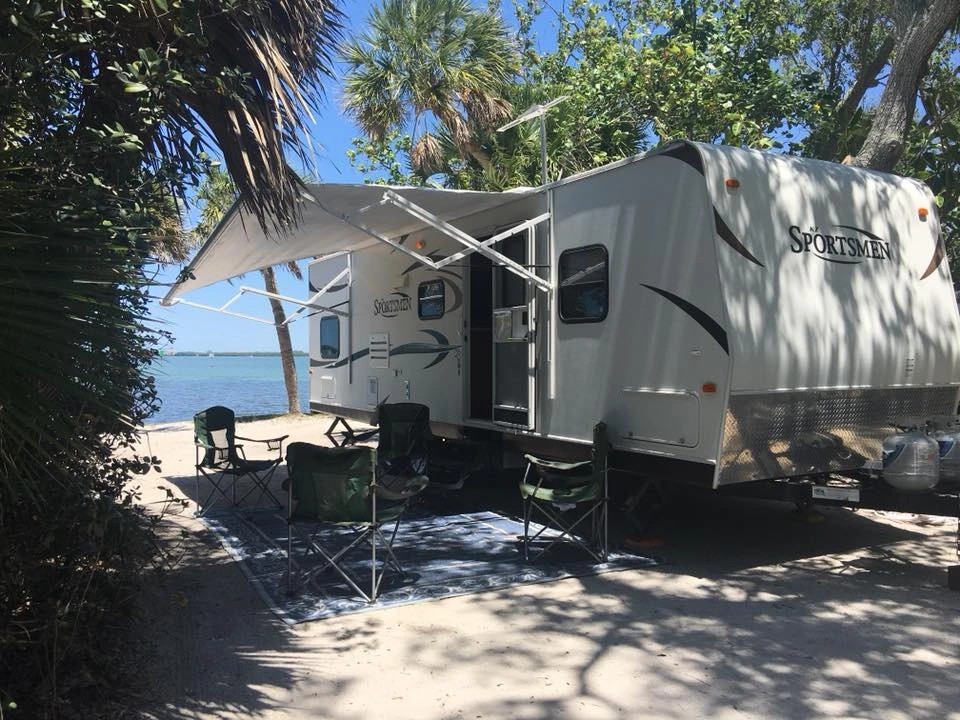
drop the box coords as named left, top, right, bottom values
left=1, top=1, right=340, bottom=710
left=340, top=0, right=518, bottom=178
left=193, top=168, right=302, bottom=415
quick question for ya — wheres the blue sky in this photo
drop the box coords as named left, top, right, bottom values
left=151, top=0, right=543, bottom=353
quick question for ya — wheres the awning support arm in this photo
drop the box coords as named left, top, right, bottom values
left=381, top=190, right=552, bottom=293
left=433, top=212, right=552, bottom=269
left=168, top=265, right=350, bottom=326
left=279, top=266, right=351, bottom=326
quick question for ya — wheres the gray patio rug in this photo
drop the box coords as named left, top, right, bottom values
left=202, top=503, right=659, bottom=624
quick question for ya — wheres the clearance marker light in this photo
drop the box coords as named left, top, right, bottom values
left=918, top=207, right=929, bottom=220
left=702, top=382, right=717, bottom=394
left=414, top=239, right=427, bottom=250
left=725, top=178, right=740, bottom=189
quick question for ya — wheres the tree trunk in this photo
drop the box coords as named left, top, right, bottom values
left=846, top=0, right=960, bottom=171
left=814, top=34, right=895, bottom=161
left=260, top=266, right=300, bottom=415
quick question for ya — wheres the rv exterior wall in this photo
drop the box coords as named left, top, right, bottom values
left=542, top=156, right=730, bottom=468
left=306, top=142, right=960, bottom=488
left=702, top=143, right=960, bottom=484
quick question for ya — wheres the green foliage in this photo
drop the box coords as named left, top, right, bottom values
left=346, top=132, right=425, bottom=186
left=342, top=0, right=959, bottom=271
left=194, top=166, right=240, bottom=239
left=0, top=150, right=167, bottom=717
left=511, top=0, right=816, bottom=179
left=1, top=0, right=341, bottom=714
left=2, top=0, right=341, bottom=230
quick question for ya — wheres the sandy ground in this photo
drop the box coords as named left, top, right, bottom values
left=127, top=414, right=960, bottom=720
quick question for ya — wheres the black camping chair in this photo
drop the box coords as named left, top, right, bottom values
left=193, top=405, right=287, bottom=517
left=376, top=403, right=432, bottom=492
left=520, top=421, right=610, bottom=563
left=285, top=442, right=428, bottom=602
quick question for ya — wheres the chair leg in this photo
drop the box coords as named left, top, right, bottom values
left=287, top=523, right=294, bottom=595
left=522, top=463, right=533, bottom=562
left=526, top=498, right=606, bottom=563
left=235, top=463, right=283, bottom=512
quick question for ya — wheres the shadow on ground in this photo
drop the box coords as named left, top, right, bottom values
left=132, top=467, right=960, bottom=720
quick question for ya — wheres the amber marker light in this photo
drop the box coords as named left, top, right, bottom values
left=918, top=207, right=929, bottom=220
left=702, top=382, right=717, bottom=394
left=414, top=239, right=427, bottom=250
left=724, top=178, right=740, bottom=189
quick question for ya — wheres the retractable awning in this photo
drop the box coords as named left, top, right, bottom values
left=161, top=182, right=538, bottom=306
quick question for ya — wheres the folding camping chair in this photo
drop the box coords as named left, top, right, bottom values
left=193, top=405, right=287, bottom=517
left=376, top=403, right=432, bottom=493
left=285, top=442, right=429, bottom=602
left=520, top=421, right=610, bottom=562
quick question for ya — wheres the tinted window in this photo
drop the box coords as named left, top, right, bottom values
left=559, top=245, right=608, bottom=322
left=320, top=316, right=340, bottom=359
left=418, top=279, right=445, bottom=320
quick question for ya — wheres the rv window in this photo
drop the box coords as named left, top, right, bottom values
left=559, top=245, right=608, bottom=322
left=320, top=316, right=340, bottom=359
left=418, top=279, right=445, bottom=320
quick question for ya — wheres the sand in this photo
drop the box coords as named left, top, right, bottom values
left=127, top=413, right=960, bottom=720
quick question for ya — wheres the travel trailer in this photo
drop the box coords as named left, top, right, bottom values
left=163, top=140, right=960, bottom=492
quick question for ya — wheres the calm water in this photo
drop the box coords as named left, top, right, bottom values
left=148, top=355, right=310, bottom=424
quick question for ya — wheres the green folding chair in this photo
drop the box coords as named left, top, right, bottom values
left=193, top=406, right=287, bottom=517
left=376, top=402, right=432, bottom=491
left=520, top=421, right=610, bottom=563
left=285, top=441, right=428, bottom=603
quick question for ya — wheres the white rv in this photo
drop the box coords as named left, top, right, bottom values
left=164, top=141, right=960, bottom=488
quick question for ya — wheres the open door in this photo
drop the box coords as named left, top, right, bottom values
left=467, top=227, right=537, bottom=429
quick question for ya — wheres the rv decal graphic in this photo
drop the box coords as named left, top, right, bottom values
left=662, top=143, right=765, bottom=270
left=640, top=284, right=729, bottom=354
left=318, top=330, right=461, bottom=370
left=401, top=254, right=462, bottom=279
left=920, top=236, right=945, bottom=280
left=373, top=292, right=412, bottom=317
left=715, top=210, right=765, bottom=267
left=308, top=281, right=348, bottom=294
left=662, top=141, right=704, bottom=175
left=788, top=225, right=891, bottom=264
left=391, top=330, right=461, bottom=369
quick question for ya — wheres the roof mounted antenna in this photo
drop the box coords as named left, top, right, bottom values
left=497, top=95, right=568, bottom=189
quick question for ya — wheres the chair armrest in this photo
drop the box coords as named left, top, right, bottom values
left=374, top=475, right=429, bottom=501
left=524, top=454, right=592, bottom=472
left=236, top=434, right=288, bottom=452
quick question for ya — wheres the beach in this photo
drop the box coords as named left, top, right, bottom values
left=128, top=413, right=960, bottom=720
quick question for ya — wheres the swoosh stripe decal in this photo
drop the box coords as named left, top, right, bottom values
left=641, top=284, right=729, bottom=354
left=714, top=209, right=765, bottom=267
left=661, top=142, right=705, bottom=175
left=661, top=143, right=763, bottom=269
left=920, top=236, right=946, bottom=280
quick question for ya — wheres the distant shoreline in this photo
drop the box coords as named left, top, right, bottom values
left=162, top=351, right=308, bottom=357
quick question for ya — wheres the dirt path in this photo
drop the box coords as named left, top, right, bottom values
left=127, top=414, right=960, bottom=720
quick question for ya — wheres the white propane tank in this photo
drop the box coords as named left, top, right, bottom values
left=881, top=426, right=939, bottom=492
left=932, top=420, right=960, bottom=488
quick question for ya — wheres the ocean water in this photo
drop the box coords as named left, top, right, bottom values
left=147, top=355, right=310, bottom=424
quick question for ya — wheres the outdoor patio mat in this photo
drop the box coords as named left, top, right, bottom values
left=202, top=503, right=659, bottom=624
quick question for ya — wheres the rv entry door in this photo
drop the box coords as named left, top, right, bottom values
left=491, top=230, right=536, bottom=429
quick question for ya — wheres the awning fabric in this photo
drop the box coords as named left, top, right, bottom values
left=162, top=183, right=534, bottom=305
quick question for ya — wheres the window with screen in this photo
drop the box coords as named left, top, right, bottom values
left=320, top=316, right=340, bottom=359
left=559, top=245, right=608, bottom=323
left=418, top=279, right=445, bottom=320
